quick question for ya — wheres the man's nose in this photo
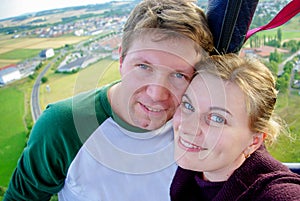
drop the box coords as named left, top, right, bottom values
left=146, top=84, right=170, bottom=102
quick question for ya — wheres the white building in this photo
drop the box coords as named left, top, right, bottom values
left=0, top=66, right=21, bottom=84
left=74, top=29, right=84, bottom=36
left=40, top=48, right=55, bottom=58
left=57, top=55, right=98, bottom=73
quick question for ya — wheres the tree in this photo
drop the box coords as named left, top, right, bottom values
left=266, top=39, right=280, bottom=48
left=283, top=62, right=293, bottom=74
left=269, top=49, right=282, bottom=63
left=41, top=76, right=48, bottom=83
left=276, top=74, right=289, bottom=93
left=250, top=38, right=253, bottom=48
left=35, top=62, right=43, bottom=70
left=283, top=40, right=299, bottom=53
left=264, top=61, right=278, bottom=76
left=277, top=28, right=282, bottom=43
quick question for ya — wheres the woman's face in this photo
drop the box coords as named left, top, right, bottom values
left=173, top=73, right=260, bottom=181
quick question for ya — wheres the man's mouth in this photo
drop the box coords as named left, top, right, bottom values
left=140, top=102, right=166, bottom=113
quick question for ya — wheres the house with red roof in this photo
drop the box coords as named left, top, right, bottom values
left=0, top=65, right=21, bottom=85
left=240, top=46, right=289, bottom=58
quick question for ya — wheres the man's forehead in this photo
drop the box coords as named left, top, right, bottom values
left=125, top=51, right=195, bottom=74
left=129, top=39, right=202, bottom=66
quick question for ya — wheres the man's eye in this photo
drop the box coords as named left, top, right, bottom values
left=206, top=114, right=226, bottom=125
left=138, top=64, right=150, bottom=70
left=182, top=101, right=195, bottom=112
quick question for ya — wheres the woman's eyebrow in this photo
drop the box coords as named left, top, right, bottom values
left=209, top=106, right=232, bottom=116
left=182, top=94, right=192, bottom=103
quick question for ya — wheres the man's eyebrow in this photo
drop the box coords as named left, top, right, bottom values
left=209, top=106, right=232, bottom=116
left=131, top=56, right=148, bottom=63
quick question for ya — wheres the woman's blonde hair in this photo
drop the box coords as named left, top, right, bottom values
left=121, top=0, right=213, bottom=58
left=196, top=53, right=289, bottom=145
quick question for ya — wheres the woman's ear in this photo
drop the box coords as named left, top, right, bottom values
left=243, top=133, right=264, bottom=158
left=249, top=133, right=264, bottom=153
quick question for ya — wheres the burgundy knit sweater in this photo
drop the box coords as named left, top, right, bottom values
left=170, top=146, right=300, bottom=201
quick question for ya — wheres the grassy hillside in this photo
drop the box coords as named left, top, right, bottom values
left=0, top=36, right=90, bottom=68
left=0, top=49, right=41, bottom=60
left=0, top=86, right=27, bottom=186
left=268, top=92, right=300, bottom=162
left=0, top=58, right=120, bottom=195
left=40, top=58, right=120, bottom=109
left=254, top=15, right=300, bottom=41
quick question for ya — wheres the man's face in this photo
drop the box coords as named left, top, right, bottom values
left=118, top=36, right=201, bottom=130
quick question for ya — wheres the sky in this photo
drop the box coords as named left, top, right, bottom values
left=0, top=0, right=113, bottom=20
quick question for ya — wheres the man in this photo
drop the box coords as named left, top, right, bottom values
left=4, top=0, right=213, bottom=200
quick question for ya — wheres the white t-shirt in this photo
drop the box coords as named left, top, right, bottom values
left=58, top=117, right=177, bottom=201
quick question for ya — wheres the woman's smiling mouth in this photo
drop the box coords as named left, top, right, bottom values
left=178, top=136, right=207, bottom=152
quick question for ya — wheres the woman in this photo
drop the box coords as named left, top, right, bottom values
left=170, top=53, right=300, bottom=201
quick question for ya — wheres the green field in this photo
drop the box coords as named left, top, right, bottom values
left=40, top=59, right=120, bottom=109
left=0, top=49, right=41, bottom=60
left=256, top=29, right=300, bottom=41
left=0, top=87, right=27, bottom=187
left=268, top=92, right=300, bottom=162
left=250, top=14, right=300, bottom=41
left=0, top=59, right=120, bottom=197
left=0, top=36, right=90, bottom=68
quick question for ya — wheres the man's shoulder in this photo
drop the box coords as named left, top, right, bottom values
left=44, top=85, right=110, bottom=119
left=28, top=87, right=110, bottom=150
left=33, top=86, right=110, bottom=136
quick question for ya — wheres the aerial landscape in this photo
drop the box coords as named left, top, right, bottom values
left=0, top=0, right=300, bottom=200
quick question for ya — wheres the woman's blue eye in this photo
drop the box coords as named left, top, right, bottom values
left=182, top=101, right=195, bottom=112
left=174, top=72, right=185, bottom=79
left=207, top=114, right=226, bottom=124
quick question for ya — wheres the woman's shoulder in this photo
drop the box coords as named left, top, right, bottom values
left=255, top=171, right=300, bottom=200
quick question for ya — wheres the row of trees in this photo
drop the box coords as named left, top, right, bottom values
left=248, top=29, right=281, bottom=48
left=276, top=61, right=293, bottom=93
left=265, top=51, right=300, bottom=93
left=248, top=28, right=300, bottom=53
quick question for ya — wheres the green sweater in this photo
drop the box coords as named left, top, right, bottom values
left=4, top=83, right=115, bottom=200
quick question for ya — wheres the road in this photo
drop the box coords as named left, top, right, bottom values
left=30, top=36, right=111, bottom=122
left=30, top=61, right=54, bottom=122
left=278, top=50, right=300, bottom=76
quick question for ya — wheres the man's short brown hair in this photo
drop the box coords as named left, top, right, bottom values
left=121, top=0, right=214, bottom=58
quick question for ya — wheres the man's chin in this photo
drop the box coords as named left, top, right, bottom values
left=137, top=120, right=167, bottom=131
left=132, top=114, right=168, bottom=128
